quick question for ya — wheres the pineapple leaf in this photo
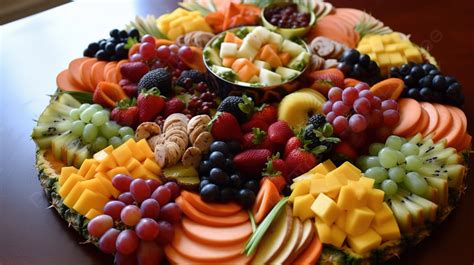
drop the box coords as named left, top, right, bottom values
left=354, top=13, right=393, bottom=40
left=178, top=2, right=212, bottom=16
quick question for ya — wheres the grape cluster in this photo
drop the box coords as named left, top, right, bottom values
left=390, top=62, right=465, bottom=106
left=357, top=135, right=428, bottom=197
left=264, top=3, right=311, bottom=28
left=199, top=141, right=258, bottom=208
left=84, top=28, right=139, bottom=61
left=337, top=49, right=382, bottom=85
left=323, top=83, right=400, bottom=147
left=88, top=174, right=181, bottom=261
left=130, top=34, right=193, bottom=79
left=69, top=103, right=134, bottom=152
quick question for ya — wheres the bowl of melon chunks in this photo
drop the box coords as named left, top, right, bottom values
left=203, top=26, right=311, bottom=96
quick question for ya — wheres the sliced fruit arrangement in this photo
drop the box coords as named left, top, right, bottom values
left=156, top=8, right=213, bottom=40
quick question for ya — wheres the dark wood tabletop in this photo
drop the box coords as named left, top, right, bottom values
left=0, top=1, right=473, bottom=264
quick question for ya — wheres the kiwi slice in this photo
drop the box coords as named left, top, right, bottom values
left=163, top=164, right=200, bottom=191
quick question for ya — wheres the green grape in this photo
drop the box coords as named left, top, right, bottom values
left=364, top=167, right=388, bottom=183
left=405, top=155, right=422, bottom=171
left=78, top=103, right=91, bottom=112
left=82, top=124, right=99, bottom=143
left=404, top=172, right=428, bottom=195
left=69, top=108, right=81, bottom=120
left=385, top=135, right=404, bottom=150
left=381, top=179, right=398, bottom=196
left=356, top=156, right=370, bottom=171
left=395, top=151, right=405, bottom=164
left=378, top=147, right=398, bottom=168
left=400, top=143, right=419, bottom=156
left=369, top=143, right=385, bottom=156
left=366, top=156, right=381, bottom=168
left=90, top=104, right=104, bottom=111
left=71, top=120, right=86, bottom=137
left=100, top=121, right=120, bottom=139
left=122, top=134, right=134, bottom=142
left=92, top=136, right=108, bottom=153
left=388, top=167, right=406, bottom=183
left=80, top=107, right=97, bottom=123
left=109, top=136, right=123, bottom=148
left=92, top=110, right=110, bottom=127
left=119, top=126, right=135, bottom=138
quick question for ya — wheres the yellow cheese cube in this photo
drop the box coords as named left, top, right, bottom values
left=143, top=158, right=161, bottom=175
left=77, top=159, right=96, bottom=176
left=314, top=218, right=332, bottom=244
left=377, top=53, right=391, bottom=68
left=369, top=37, right=384, bottom=53
left=337, top=186, right=359, bottom=210
left=112, top=144, right=133, bottom=166
left=325, top=174, right=342, bottom=199
left=335, top=211, right=346, bottom=230
left=125, top=139, right=146, bottom=162
left=73, top=189, right=109, bottom=215
left=373, top=202, right=394, bottom=226
left=345, top=207, right=375, bottom=236
left=404, top=48, right=422, bottom=63
left=106, top=167, right=131, bottom=179
left=347, top=228, right=382, bottom=254
left=131, top=165, right=154, bottom=179
left=93, top=146, right=113, bottom=161
left=63, top=182, right=85, bottom=208
left=289, top=179, right=310, bottom=202
left=367, top=189, right=385, bottom=211
left=311, top=193, right=340, bottom=224
left=388, top=53, right=405, bottom=66
left=99, top=154, right=117, bottom=170
left=125, top=158, right=141, bottom=172
left=85, top=208, right=102, bottom=220
left=372, top=218, right=400, bottom=241
left=82, top=179, right=111, bottom=198
left=293, top=194, right=315, bottom=221
left=309, top=178, right=327, bottom=197
left=136, top=139, right=154, bottom=160
left=358, top=177, right=375, bottom=190
left=331, top=224, right=347, bottom=248
left=309, top=160, right=336, bottom=175
left=84, top=163, right=98, bottom=180
left=381, top=34, right=393, bottom=44
left=59, top=173, right=84, bottom=198
left=59, top=166, right=78, bottom=186
left=96, top=175, right=120, bottom=198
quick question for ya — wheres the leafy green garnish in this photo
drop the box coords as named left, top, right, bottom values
left=124, top=37, right=139, bottom=49
left=58, top=90, right=93, bottom=104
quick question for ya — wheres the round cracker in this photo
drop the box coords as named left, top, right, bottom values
left=181, top=147, right=202, bottom=168
left=193, top=131, right=213, bottom=154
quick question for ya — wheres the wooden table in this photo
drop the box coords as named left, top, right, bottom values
left=1, top=1, right=473, bottom=264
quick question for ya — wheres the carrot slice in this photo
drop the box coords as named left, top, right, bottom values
left=115, top=60, right=129, bottom=83
left=181, top=217, right=251, bottom=246
left=180, top=191, right=242, bottom=217
left=370, top=78, right=404, bottom=100
left=392, top=98, right=422, bottom=137
left=56, top=69, right=87, bottom=92
left=90, top=61, right=107, bottom=89
left=252, top=179, right=281, bottom=224
left=456, top=134, right=472, bottom=152
left=171, top=226, right=245, bottom=262
left=68, top=57, right=89, bottom=87
left=175, top=196, right=248, bottom=227
left=420, top=102, right=439, bottom=135
left=442, top=106, right=466, bottom=147
left=79, top=58, right=98, bottom=92
left=93, top=81, right=127, bottom=108
left=293, top=235, right=323, bottom=265
left=431, top=103, right=454, bottom=142
left=405, top=107, right=429, bottom=137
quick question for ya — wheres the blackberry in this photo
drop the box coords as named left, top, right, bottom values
left=307, top=114, right=326, bottom=128
left=338, top=49, right=382, bottom=85
left=176, top=70, right=206, bottom=88
left=138, top=68, right=172, bottom=95
left=217, top=95, right=254, bottom=123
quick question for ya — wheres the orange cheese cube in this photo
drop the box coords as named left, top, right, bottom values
left=112, top=144, right=133, bottom=166
left=59, top=166, right=78, bottom=186
left=125, top=139, right=146, bottom=162
left=136, top=139, right=154, bottom=160
left=59, top=173, right=84, bottom=198
left=143, top=158, right=161, bottom=175
left=73, top=189, right=109, bottom=215
left=106, top=167, right=131, bottom=179
left=63, top=182, right=85, bottom=208
left=85, top=208, right=102, bottom=220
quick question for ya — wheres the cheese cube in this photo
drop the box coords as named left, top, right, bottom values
left=314, top=218, right=332, bottom=244
left=85, top=208, right=101, bottom=220
left=373, top=202, right=394, bottom=226
left=289, top=179, right=310, bottom=202
left=335, top=211, right=347, bottom=230
left=73, top=189, right=109, bottom=215
left=125, top=139, right=146, bottom=162
left=309, top=178, right=327, bottom=197
left=331, top=224, right=347, bottom=248
left=106, top=167, right=131, bottom=179
left=112, top=144, right=133, bottom=166
left=311, top=193, right=340, bottom=225
left=345, top=207, right=375, bottom=236
left=347, top=228, right=382, bottom=254
left=59, top=173, right=84, bottom=198
left=63, top=182, right=85, bottom=208
left=293, top=194, right=315, bottom=221
left=59, top=166, right=78, bottom=186
left=372, top=218, right=400, bottom=241
left=136, top=139, right=154, bottom=160
left=367, top=189, right=385, bottom=211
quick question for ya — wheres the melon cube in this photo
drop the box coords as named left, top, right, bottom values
left=222, top=57, right=237, bottom=68
left=259, top=68, right=281, bottom=86
left=267, top=32, right=284, bottom=48
left=345, top=207, right=375, bottom=236
left=77, top=159, right=96, bottom=177
left=82, top=178, right=111, bottom=198
left=84, top=163, right=98, bottom=180
left=112, top=144, right=133, bottom=166
left=367, top=189, right=385, bottom=211
left=59, top=173, right=84, bottom=198
left=347, top=228, right=382, bottom=254
left=314, top=218, right=332, bottom=244
left=309, top=160, right=336, bottom=175
left=220, top=42, right=238, bottom=58
left=85, top=208, right=102, bottom=220
left=337, top=186, right=359, bottom=210
left=248, top=75, right=260, bottom=83
left=331, top=224, right=347, bottom=248
left=311, top=193, right=340, bottom=225
left=335, top=211, right=347, bottom=230
left=136, top=139, right=154, bottom=160
left=357, top=177, right=375, bottom=190
left=275, top=67, right=300, bottom=80
left=73, top=189, right=109, bottom=215
left=293, top=194, right=315, bottom=221
left=281, top=39, right=305, bottom=57
left=309, top=178, right=327, bottom=197
left=59, top=166, right=78, bottom=186
left=96, top=175, right=120, bottom=198
left=237, top=41, right=258, bottom=59
left=106, top=167, right=131, bottom=179
left=143, top=158, right=161, bottom=175
left=125, top=158, right=141, bottom=172
left=289, top=179, right=310, bottom=202
left=372, top=218, right=400, bottom=241
left=252, top=26, right=271, bottom=43
left=324, top=174, right=342, bottom=199
left=243, top=33, right=263, bottom=50
left=125, top=139, right=146, bottom=162
left=63, top=182, right=85, bottom=208
left=253, top=60, right=271, bottom=70
left=373, top=202, right=394, bottom=226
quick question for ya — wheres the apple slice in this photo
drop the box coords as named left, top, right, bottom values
left=270, top=217, right=303, bottom=264
left=285, top=219, right=316, bottom=264
left=250, top=205, right=293, bottom=264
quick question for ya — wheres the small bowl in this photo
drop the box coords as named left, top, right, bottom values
left=261, top=3, right=316, bottom=39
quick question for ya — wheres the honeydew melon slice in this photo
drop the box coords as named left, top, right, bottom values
left=219, top=42, right=238, bottom=58
left=281, top=39, right=305, bottom=57
left=259, top=68, right=282, bottom=86
left=237, top=40, right=258, bottom=60
left=254, top=60, right=271, bottom=70
left=287, top=52, right=310, bottom=71
left=204, top=47, right=222, bottom=66
left=276, top=67, right=301, bottom=80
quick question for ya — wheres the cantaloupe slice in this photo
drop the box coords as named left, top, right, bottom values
left=443, top=106, right=466, bottom=147
left=420, top=102, right=439, bottom=135
left=392, top=98, right=422, bottom=137
left=405, top=108, right=429, bottom=137
left=180, top=191, right=242, bottom=217
left=68, top=57, right=89, bottom=87
left=431, top=103, right=453, bottom=142
left=181, top=217, right=252, bottom=246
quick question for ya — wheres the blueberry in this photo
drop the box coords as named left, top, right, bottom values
left=337, top=62, right=352, bottom=74
left=243, top=180, right=259, bottom=194
left=210, top=141, right=230, bottom=156
left=199, top=179, right=210, bottom=191
left=230, top=174, right=243, bottom=189
left=446, top=83, right=461, bottom=96
left=420, top=87, right=433, bottom=101
left=109, top=29, right=120, bottom=38
left=115, top=43, right=127, bottom=59
left=128, top=28, right=140, bottom=39
left=399, top=64, right=411, bottom=76
left=105, top=42, right=116, bottom=54
left=403, top=75, right=417, bottom=88
left=219, top=188, right=235, bottom=203
left=83, top=48, right=94, bottom=57
left=119, top=30, right=129, bottom=39
left=226, top=141, right=241, bottom=154
left=418, top=75, right=432, bottom=88
left=445, top=76, right=456, bottom=85
left=209, top=168, right=229, bottom=186
left=408, top=88, right=420, bottom=100
left=432, top=91, right=443, bottom=102
left=200, top=184, right=220, bottom=202
left=99, top=41, right=107, bottom=49
left=199, top=160, right=211, bottom=176
left=95, top=50, right=108, bottom=61
left=353, top=64, right=367, bottom=77
left=209, top=151, right=226, bottom=169
left=236, top=189, right=256, bottom=208
left=106, top=37, right=117, bottom=45
left=432, top=75, right=447, bottom=91
left=225, top=158, right=235, bottom=173
left=390, top=67, right=401, bottom=78
left=87, top=42, right=100, bottom=54
left=410, top=66, right=426, bottom=79
left=428, top=69, right=440, bottom=76
left=401, top=86, right=410, bottom=97
left=358, top=54, right=370, bottom=67
left=422, top=63, right=436, bottom=73
left=281, top=184, right=292, bottom=196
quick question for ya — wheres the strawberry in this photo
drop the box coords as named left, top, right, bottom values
left=241, top=118, right=269, bottom=133
left=285, top=148, right=317, bottom=179
left=264, top=153, right=288, bottom=180
left=268, top=121, right=294, bottom=145
left=242, top=128, right=278, bottom=153
left=111, top=98, right=139, bottom=128
left=162, top=97, right=185, bottom=117
left=283, top=136, right=302, bottom=159
left=233, top=149, right=272, bottom=176
left=251, top=105, right=278, bottom=124
left=137, top=87, right=165, bottom=123
left=309, top=68, right=345, bottom=94
left=334, top=141, right=358, bottom=161
left=120, top=62, right=149, bottom=83
left=210, top=112, right=243, bottom=142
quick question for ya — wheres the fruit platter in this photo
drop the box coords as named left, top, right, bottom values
left=31, top=0, right=471, bottom=264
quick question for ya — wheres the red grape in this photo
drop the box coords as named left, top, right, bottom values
left=130, top=53, right=142, bottom=62
left=159, top=203, right=182, bottom=223
left=140, top=198, right=160, bottom=219
left=145, top=179, right=160, bottom=193
left=358, top=90, right=374, bottom=100
left=333, top=116, right=349, bottom=134
left=151, top=60, right=165, bottom=69
left=104, top=200, right=126, bottom=220
left=137, top=240, right=164, bottom=265
left=328, top=87, right=343, bottom=102
left=139, top=42, right=156, bottom=60
left=155, top=221, right=174, bottom=246
left=349, top=132, right=368, bottom=149
left=322, top=101, right=333, bottom=114
left=381, top=99, right=399, bottom=111
left=156, top=45, right=170, bottom=61
left=118, top=192, right=135, bottom=205
left=332, top=101, right=350, bottom=116
left=99, top=228, right=120, bottom=254
left=164, top=182, right=180, bottom=200
left=114, top=252, right=138, bottom=265
left=370, top=96, right=382, bottom=109
left=353, top=97, right=371, bottom=115
left=355, top=82, right=370, bottom=92
left=136, top=218, right=160, bottom=241
left=169, top=44, right=179, bottom=53
left=375, top=126, right=392, bottom=142
left=349, top=114, right=368, bottom=133
left=178, top=46, right=193, bottom=60
left=367, top=109, right=383, bottom=129
left=130, top=179, right=151, bottom=203
left=88, top=215, right=114, bottom=238
left=141, top=34, right=156, bottom=45
left=116, top=230, right=139, bottom=255
left=383, top=109, right=400, bottom=126
left=342, top=87, right=358, bottom=106
left=326, top=111, right=337, bottom=123
left=112, top=174, right=133, bottom=192
left=121, top=205, right=142, bottom=226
